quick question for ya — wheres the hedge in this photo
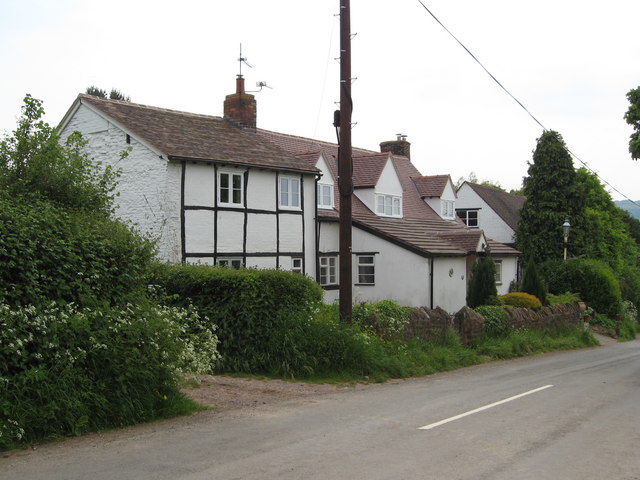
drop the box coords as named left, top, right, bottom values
left=150, top=264, right=323, bottom=373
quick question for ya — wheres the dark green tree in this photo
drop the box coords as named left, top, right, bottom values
left=624, top=86, right=640, bottom=160
left=467, top=256, right=498, bottom=308
left=521, top=256, right=546, bottom=304
left=516, top=130, right=585, bottom=263
left=85, top=86, right=130, bottom=102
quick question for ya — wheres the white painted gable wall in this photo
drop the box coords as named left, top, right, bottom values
left=60, top=104, right=182, bottom=262
left=456, top=183, right=516, bottom=244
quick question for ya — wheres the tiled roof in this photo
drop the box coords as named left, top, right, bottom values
left=353, top=153, right=389, bottom=188
left=258, top=129, right=498, bottom=256
left=72, top=95, right=318, bottom=173
left=465, top=182, right=526, bottom=231
left=435, top=230, right=484, bottom=253
left=412, top=175, right=451, bottom=198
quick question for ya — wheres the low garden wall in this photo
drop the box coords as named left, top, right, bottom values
left=406, top=303, right=584, bottom=345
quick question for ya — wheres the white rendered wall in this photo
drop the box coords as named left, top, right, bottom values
left=456, top=184, right=515, bottom=244
left=494, top=256, right=519, bottom=295
left=60, top=104, right=181, bottom=262
left=376, top=158, right=403, bottom=196
left=432, top=257, right=468, bottom=313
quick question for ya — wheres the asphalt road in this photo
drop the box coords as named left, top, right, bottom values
left=2, top=339, right=639, bottom=480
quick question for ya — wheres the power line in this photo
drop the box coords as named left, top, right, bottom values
left=416, top=0, right=640, bottom=208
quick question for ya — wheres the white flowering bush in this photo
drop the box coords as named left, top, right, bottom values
left=0, top=301, right=219, bottom=451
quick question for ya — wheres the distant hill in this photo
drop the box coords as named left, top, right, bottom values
left=615, top=200, right=640, bottom=219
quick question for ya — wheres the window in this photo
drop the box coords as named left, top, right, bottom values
left=217, top=258, right=242, bottom=269
left=357, top=255, right=375, bottom=285
left=319, top=256, right=337, bottom=286
left=375, top=194, right=402, bottom=217
left=494, top=260, right=503, bottom=284
left=441, top=200, right=455, bottom=219
left=291, top=257, right=303, bottom=274
left=317, top=183, right=333, bottom=209
left=456, top=209, right=479, bottom=228
left=218, top=172, right=243, bottom=206
left=279, top=176, right=301, bottom=209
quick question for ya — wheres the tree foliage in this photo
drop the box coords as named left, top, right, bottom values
left=0, top=95, right=119, bottom=215
left=467, top=256, right=498, bottom=308
left=521, top=256, right=546, bottom=305
left=455, top=171, right=504, bottom=191
left=85, top=85, right=131, bottom=102
left=516, top=130, right=585, bottom=263
left=624, top=86, right=640, bottom=160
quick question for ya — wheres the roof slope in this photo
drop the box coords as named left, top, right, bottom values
left=465, top=182, right=526, bottom=231
left=72, top=95, right=318, bottom=173
left=259, top=129, right=519, bottom=256
left=412, top=175, right=451, bottom=198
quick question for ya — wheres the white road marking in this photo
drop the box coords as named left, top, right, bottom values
left=418, top=384, right=554, bottom=430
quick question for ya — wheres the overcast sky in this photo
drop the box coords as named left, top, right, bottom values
left=1, top=0, right=638, bottom=200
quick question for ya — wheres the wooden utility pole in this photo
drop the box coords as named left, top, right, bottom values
left=338, top=0, right=353, bottom=323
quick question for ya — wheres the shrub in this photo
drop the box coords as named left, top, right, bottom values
left=619, top=300, right=639, bottom=341
left=521, top=257, right=547, bottom=304
left=475, top=305, right=511, bottom=338
left=541, top=258, right=622, bottom=317
left=547, top=292, right=581, bottom=305
left=0, top=301, right=212, bottom=450
left=499, top=292, right=543, bottom=310
left=467, top=256, right=498, bottom=308
left=150, top=264, right=323, bottom=374
left=352, top=299, right=410, bottom=340
left=0, top=192, right=156, bottom=309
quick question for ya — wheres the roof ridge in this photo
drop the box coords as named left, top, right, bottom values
left=79, top=94, right=223, bottom=121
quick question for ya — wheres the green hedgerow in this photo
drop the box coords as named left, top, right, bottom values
left=475, top=305, right=511, bottom=338
left=0, top=300, right=217, bottom=450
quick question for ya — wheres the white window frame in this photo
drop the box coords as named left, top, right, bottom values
left=291, top=257, right=303, bottom=274
left=279, top=175, right=301, bottom=210
left=457, top=209, right=479, bottom=228
left=218, top=171, right=244, bottom=207
left=441, top=200, right=455, bottom=219
left=317, top=183, right=334, bottom=209
left=375, top=194, right=402, bottom=218
left=356, top=255, right=375, bottom=285
left=494, top=259, right=503, bottom=284
left=217, top=258, right=243, bottom=269
left=319, top=256, right=338, bottom=286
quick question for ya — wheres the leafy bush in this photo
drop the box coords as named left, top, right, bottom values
left=467, top=257, right=498, bottom=308
left=475, top=305, right=511, bottom=338
left=352, top=299, right=410, bottom=340
left=0, top=301, right=214, bottom=450
left=499, top=292, right=542, bottom=310
left=0, top=192, right=156, bottom=308
left=619, top=300, right=639, bottom=341
left=150, top=263, right=323, bottom=374
left=547, top=292, right=581, bottom=305
left=541, top=258, right=622, bottom=317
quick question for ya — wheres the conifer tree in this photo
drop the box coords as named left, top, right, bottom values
left=521, top=256, right=546, bottom=305
left=516, top=130, right=585, bottom=263
left=467, top=256, right=498, bottom=308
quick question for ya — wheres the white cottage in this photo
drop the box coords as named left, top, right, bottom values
left=58, top=79, right=520, bottom=312
left=58, top=77, right=319, bottom=274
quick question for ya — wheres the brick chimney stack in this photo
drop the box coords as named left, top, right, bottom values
left=223, top=75, right=257, bottom=131
left=380, top=134, right=411, bottom=159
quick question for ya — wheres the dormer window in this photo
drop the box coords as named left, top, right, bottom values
left=376, top=194, right=402, bottom=217
left=317, top=183, right=334, bottom=209
left=441, top=200, right=455, bottom=220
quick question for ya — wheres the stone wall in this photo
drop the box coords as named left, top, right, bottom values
left=409, top=304, right=585, bottom=345
left=403, top=306, right=453, bottom=342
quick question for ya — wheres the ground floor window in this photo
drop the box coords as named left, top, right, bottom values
left=319, top=256, right=337, bottom=286
left=494, top=259, right=503, bottom=284
left=217, top=258, right=243, bottom=269
left=291, top=257, right=303, bottom=274
left=356, top=255, right=375, bottom=285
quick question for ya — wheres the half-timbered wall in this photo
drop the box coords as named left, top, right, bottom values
left=182, top=162, right=316, bottom=275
